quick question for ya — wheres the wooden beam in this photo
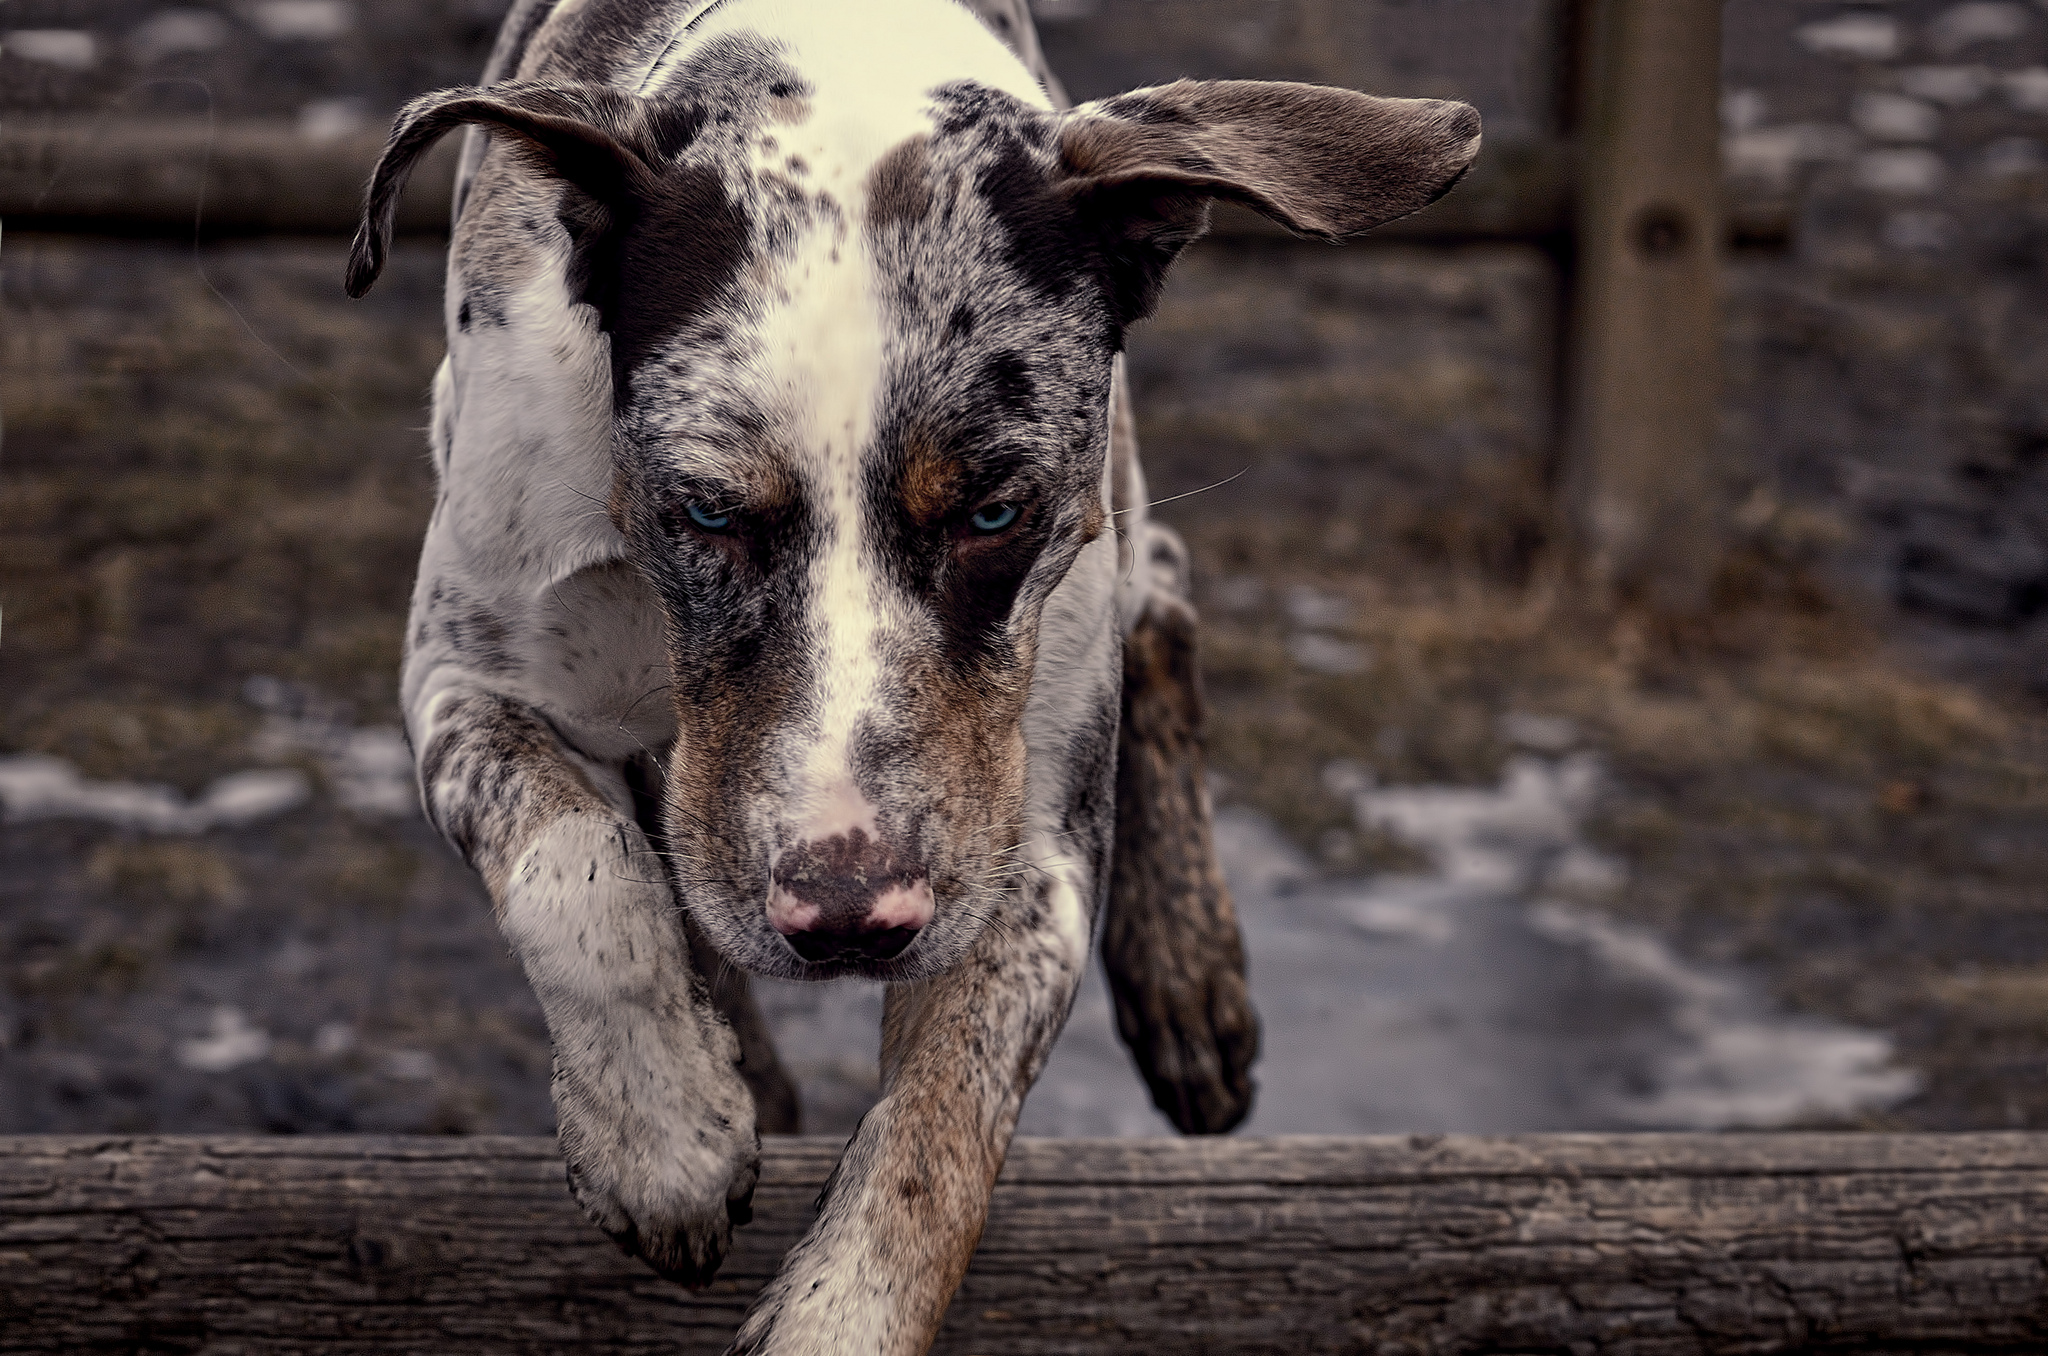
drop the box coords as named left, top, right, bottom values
left=8, top=1133, right=2048, bottom=1352
left=0, top=119, right=456, bottom=238
left=1559, top=0, right=1727, bottom=609
left=1, top=119, right=1790, bottom=248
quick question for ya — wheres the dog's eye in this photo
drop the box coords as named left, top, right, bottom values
left=968, top=502, right=1021, bottom=534
left=683, top=501, right=734, bottom=532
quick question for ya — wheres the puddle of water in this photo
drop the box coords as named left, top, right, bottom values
left=1015, top=756, right=1919, bottom=1136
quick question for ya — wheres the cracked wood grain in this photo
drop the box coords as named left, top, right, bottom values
left=4, top=1134, right=2048, bottom=1353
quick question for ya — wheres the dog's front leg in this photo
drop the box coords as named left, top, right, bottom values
left=418, top=687, right=759, bottom=1283
left=727, top=854, right=1089, bottom=1354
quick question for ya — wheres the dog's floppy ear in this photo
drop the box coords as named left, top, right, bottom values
left=346, top=81, right=661, bottom=298
left=1057, top=80, right=1481, bottom=326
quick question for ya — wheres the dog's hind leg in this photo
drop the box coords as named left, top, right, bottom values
left=416, top=687, right=761, bottom=1282
left=1104, top=364, right=1260, bottom=1134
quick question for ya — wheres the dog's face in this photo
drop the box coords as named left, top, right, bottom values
left=350, top=49, right=1479, bottom=982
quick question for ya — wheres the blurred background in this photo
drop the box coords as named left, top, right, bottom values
left=2, top=0, right=2045, bottom=1141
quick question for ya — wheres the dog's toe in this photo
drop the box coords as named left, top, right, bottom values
left=1113, top=963, right=1259, bottom=1134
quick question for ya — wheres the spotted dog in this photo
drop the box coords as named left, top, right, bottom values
left=346, top=0, right=1478, bottom=1348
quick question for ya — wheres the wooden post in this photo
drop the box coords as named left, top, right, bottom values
left=1562, top=0, right=1725, bottom=610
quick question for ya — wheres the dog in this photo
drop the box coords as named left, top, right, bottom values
left=344, top=0, right=1477, bottom=1348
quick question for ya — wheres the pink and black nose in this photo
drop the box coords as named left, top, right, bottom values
left=767, top=830, right=933, bottom=964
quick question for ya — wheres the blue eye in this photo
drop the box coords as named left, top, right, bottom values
left=684, top=501, right=732, bottom=532
left=969, top=502, right=1020, bottom=534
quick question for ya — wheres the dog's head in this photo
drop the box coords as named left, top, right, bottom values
left=350, top=50, right=1478, bottom=982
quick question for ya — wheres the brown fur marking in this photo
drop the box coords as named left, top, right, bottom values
left=866, top=133, right=933, bottom=229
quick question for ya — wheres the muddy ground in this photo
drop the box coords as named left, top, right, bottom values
left=5, top=0, right=2048, bottom=1141
left=2, top=230, right=2044, bottom=1137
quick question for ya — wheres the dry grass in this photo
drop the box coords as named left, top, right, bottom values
left=1, top=235, right=442, bottom=787
left=5, top=233, right=2047, bottom=1131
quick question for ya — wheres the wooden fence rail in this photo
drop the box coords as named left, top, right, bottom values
left=6, top=1133, right=2048, bottom=1353
left=0, top=119, right=1791, bottom=246
left=0, top=116, right=1561, bottom=241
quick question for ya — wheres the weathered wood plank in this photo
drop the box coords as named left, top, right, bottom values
left=0, top=120, right=457, bottom=237
left=0, top=120, right=1789, bottom=247
left=5, top=1134, right=2048, bottom=1352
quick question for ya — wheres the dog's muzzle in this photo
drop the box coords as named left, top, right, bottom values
left=766, top=828, right=934, bottom=963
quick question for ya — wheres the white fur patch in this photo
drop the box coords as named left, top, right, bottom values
left=1022, top=529, right=1120, bottom=964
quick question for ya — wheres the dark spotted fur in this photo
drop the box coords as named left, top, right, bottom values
left=348, top=1, right=1479, bottom=1348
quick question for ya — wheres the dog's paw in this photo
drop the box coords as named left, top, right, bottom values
left=1104, top=938, right=1259, bottom=1134
left=553, top=1041, right=761, bottom=1286
left=499, top=811, right=764, bottom=1285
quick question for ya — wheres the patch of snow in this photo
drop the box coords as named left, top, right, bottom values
left=1546, top=843, right=1627, bottom=896
left=245, top=0, right=353, bottom=41
left=3, top=29, right=98, bottom=69
left=1283, top=584, right=1353, bottom=630
left=1796, top=14, right=1900, bottom=60
left=296, top=97, right=369, bottom=141
left=1287, top=632, right=1372, bottom=677
left=1852, top=91, right=1940, bottom=142
left=1928, top=2, right=2030, bottom=55
left=382, top=1049, right=437, bottom=1081
left=1016, top=748, right=1921, bottom=1135
left=313, top=1022, right=356, bottom=1056
left=1721, top=88, right=1767, bottom=133
left=1208, top=805, right=1317, bottom=899
left=245, top=677, right=415, bottom=817
left=1856, top=147, right=1948, bottom=194
left=129, top=10, right=229, bottom=62
left=1321, top=758, right=1376, bottom=799
left=1341, top=888, right=1457, bottom=945
left=1724, top=123, right=1861, bottom=191
left=1528, top=900, right=1922, bottom=1126
left=1498, top=712, right=1579, bottom=754
left=204, top=769, right=317, bottom=825
left=1899, top=65, right=1992, bottom=105
left=1351, top=754, right=1600, bottom=890
left=1983, top=136, right=2048, bottom=175
left=176, top=1007, right=272, bottom=1073
left=0, top=756, right=309, bottom=833
left=2004, top=67, right=2048, bottom=112
left=0, top=675, right=410, bottom=829
left=332, top=728, right=416, bottom=816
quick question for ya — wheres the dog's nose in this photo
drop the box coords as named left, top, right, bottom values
left=768, top=829, right=932, bottom=964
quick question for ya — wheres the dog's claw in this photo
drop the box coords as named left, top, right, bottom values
left=564, top=1128, right=759, bottom=1288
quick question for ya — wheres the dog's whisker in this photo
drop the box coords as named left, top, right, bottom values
left=1110, top=466, right=1250, bottom=518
